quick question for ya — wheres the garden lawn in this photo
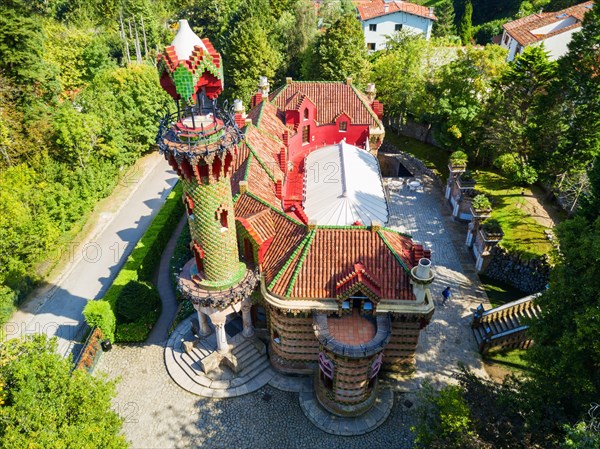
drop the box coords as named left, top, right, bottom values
left=384, top=132, right=450, bottom=181
left=484, top=348, right=531, bottom=373
left=474, top=170, right=553, bottom=259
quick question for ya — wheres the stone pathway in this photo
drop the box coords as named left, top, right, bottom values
left=95, top=172, right=489, bottom=448
left=385, top=177, right=490, bottom=389
left=147, top=215, right=187, bottom=345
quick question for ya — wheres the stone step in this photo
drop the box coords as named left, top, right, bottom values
left=231, top=339, right=253, bottom=356
left=238, top=358, right=271, bottom=384
left=236, top=345, right=260, bottom=366
left=239, top=351, right=267, bottom=377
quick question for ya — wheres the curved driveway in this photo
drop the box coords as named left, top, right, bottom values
left=2, top=154, right=178, bottom=355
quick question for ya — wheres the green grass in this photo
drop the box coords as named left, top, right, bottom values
left=478, top=274, right=527, bottom=308
left=474, top=170, right=553, bottom=259
left=384, top=132, right=450, bottom=182
left=484, top=348, right=531, bottom=373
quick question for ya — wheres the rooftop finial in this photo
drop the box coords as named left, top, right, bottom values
left=171, top=19, right=207, bottom=61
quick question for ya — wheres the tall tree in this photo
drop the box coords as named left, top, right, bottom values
left=430, top=45, right=507, bottom=155
left=223, top=16, right=282, bottom=104
left=433, top=0, right=456, bottom=38
left=0, top=335, right=128, bottom=448
left=555, top=3, right=600, bottom=178
left=370, top=33, right=437, bottom=123
left=458, top=0, right=473, bottom=45
left=525, top=214, right=600, bottom=426
left=303, top=13, right=370, bottom=84
left=483, top=45, right=557, bottom=175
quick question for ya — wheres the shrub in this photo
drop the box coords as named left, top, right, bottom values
left=482, top=218, right=502, bottom=235
left=494, top=153, right=538, bottom=185
left=103, top=182, right=184, bottom=310
left=115, top=280, right=161, bottom=324
left=412, top=381, right=482, bottom=449
left=472, top=194, right=491, bottom=211
left=83, top=300, right=116, bottom=343
left=460, top=169, right=475, bottom=182
left=449, top=150, right=468, bottom=165
left=115, top=311, right=160, bottom=343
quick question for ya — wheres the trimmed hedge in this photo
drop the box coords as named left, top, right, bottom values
left=82, top=301, right=116, bottom=343
left=115, top=280, right=161, bottom=323
left=104, top=182, right=184, bottom=309
left=84, top=182, right=184, bottom=343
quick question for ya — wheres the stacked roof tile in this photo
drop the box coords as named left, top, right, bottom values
left=357, top=0, right=436, bottom=22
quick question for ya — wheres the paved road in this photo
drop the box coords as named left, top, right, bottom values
left=2, top=153, right=178, bottom=355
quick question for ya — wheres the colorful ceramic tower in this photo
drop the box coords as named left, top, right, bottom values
left=156, top=20, right=257, bottom=354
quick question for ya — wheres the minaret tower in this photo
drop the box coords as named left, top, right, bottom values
left=156, top=20, right=257, bottom=354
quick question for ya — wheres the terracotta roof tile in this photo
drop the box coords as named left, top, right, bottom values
left=246, top=100, right=289, bottom=140
left=269, top=82, right=382, bottom=126
left=245, top=126, right=284, bottom=182
left=244, top=209, right=275, bottom=244
left=503, top=1, right=593, bottom=46
left=234, top=194, right=307, bottom=286
left=269, top=228, right=414, bottom=300
left=357, top=0, right=436, bottom=22
left=231, top=143, right=249, bottom=197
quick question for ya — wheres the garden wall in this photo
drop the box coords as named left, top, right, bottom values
left=483, top=246, right=551, bottom=294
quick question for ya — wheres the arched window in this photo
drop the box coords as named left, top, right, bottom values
left=319, top=352, right=334, bottom=390
left=303, top=108, right=309, bottom=120
left=368, top=353, right=383, bottom=389
left=219, top=210, right=228, bottom=229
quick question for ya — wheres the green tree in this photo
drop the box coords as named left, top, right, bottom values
left=433, top=0, right=456, bottom=38
left=412, top=381, right=482, bottom=449
left=525, top=215, right=600, bottom=425
left=458, top=0, right=473, bottom=45
left=223, top=16, right=282, bottom=104
left=431, top=45, right=507, bottom=155
left=0, top=335, right=128, bottom=448
left=370, top=33, right=437, bottom=123
left=483, top=45, right=557, bottom=174
left=303, top=13, right=370, bottom=84
left=554, top=4, right=600, bottom=179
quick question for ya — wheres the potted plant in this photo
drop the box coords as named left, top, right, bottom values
left=458, top=169, right=476, bottom=188
left=449, top=151, right=468, bottom=171
left=471, top=194, right=492, bottom=217
left=481, top=218, right=503, bottom=240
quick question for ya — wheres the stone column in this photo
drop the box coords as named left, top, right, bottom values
left=241, top=300, right=254, bottom=338
left=196, top=309, right=212, bottom=337
left=209, top=315, right=229, bottom=353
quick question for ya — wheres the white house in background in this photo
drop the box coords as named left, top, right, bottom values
left=500, top=1, right=593, bottom=61
left=357, top=0, right=436, bottom=51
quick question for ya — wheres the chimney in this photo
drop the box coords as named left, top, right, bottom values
left=233, top=99, right=245, bottom=128
left=371, top=220, right=382, bottom=232
left=307, top=219, right=318, bottom=231
left=365, top=83, right=376, bottom=102
left=429, top=7, right=434, bottom=17
left=285, top=77, right=293, bottom=84
left=239, top=180, right=248, bottom=194
left=251, top=92, right=262, bottom=108
left=258, top=76, right=270, bottom=96
left=384, top=3, right=389, bottom=12
left=278, top=147, right=287, bottom=172
left=345, top=77, right=352, bottom=85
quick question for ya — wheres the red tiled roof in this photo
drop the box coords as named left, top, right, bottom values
left=357, top=0, right=436, bottom=22
left=269, top=228, right=415, bottom=299
left=237, top=209, right=275, bottom=245
left=231, top=143, right=249, bottom=197
left=245, top=126, right=284, bottom=182
left=246, top=100, right=289, bottom=141
left=269, top=82, right=382, bottom=126
left=503, top=1, right=593, bottom=46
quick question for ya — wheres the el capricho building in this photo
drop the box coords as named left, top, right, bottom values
left=157, top=20, right=435, bottom=417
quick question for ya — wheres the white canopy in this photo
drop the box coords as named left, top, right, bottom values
left=303, top=141, right=389, bottom=226
left=171, top=19, right=207, bottom=61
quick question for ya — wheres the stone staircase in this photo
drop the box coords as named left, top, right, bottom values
left=165, top=318, right=274, bottom=398
left=472, top=293, right=542, bottom=354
